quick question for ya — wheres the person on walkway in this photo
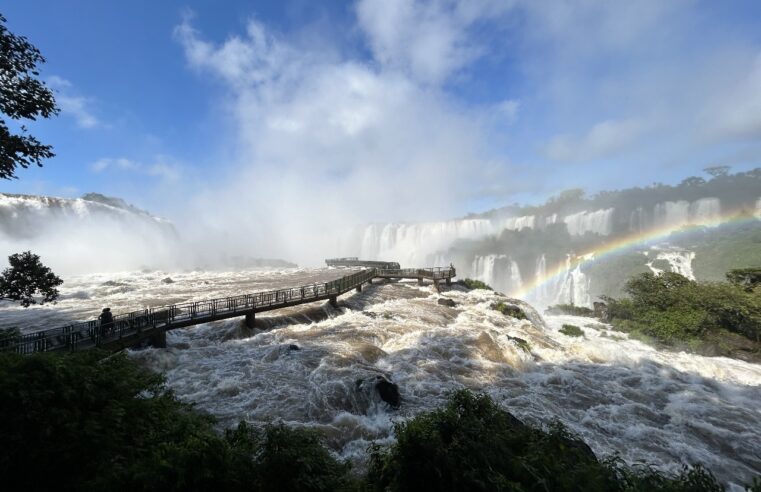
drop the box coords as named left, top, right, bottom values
left=98, top=308, right=114, bottom=337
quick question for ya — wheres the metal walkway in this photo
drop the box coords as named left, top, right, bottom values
left=2, top=261, right=456, bottom=355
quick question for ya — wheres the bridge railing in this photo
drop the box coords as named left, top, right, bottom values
left=377, top=267, right=455, bottom=280
left=1, top=268, right=377, bottom=355
left=1, top=263, right=453, bottom=355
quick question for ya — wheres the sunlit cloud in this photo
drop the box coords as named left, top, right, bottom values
left=47, top=75, right=100, bottom=129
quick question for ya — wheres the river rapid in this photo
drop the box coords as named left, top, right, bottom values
left=2, top=267, right=759, bottom=488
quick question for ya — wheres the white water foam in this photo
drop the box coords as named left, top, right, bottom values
left=5, top=271, right=759, bottom=487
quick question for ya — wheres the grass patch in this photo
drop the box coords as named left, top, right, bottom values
left=559, top=324, right=584, bottom=337
left=492, top=302, right=528, bottom=320
left=459, top=278, right=493, bottom=290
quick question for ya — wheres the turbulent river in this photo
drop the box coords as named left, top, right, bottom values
left=2, top=267, right=760, bottom=489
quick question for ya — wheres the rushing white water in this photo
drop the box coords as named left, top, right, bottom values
left=0, top=193, right=178, bottom=274
left=2, top=269, right=759, bottom=488
left=470, top=255, right=523, bottom=296
left=645, top=249, right=696, bottom=280
left=552, top=255, right=593, bottom=307
left=563, top=209, right=614, bottom=236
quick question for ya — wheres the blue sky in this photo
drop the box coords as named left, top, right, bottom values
left=3, top=0, right=761, bottom=226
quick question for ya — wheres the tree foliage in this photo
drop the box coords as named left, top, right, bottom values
left=366, top=389, right=728, bottom=492
left=605, top=271, right=761, bottom=353
left=0, top=250, right=63, bottom=306
left=0, top=351, right=353, bottom=492
left=0, top=13, right=58, bottom=180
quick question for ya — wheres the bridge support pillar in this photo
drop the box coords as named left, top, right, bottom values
left=418, top=277, right=424, bottom=286
left=356, top=284, right=362, bottom=293
left=329, top=296, right=338, bottom=308
left=434, top=280, right=441, bottom=293
left=149, top=330, right=167, bottom=349
left=446, top=277, right=451, bottom=286
left=245, top=312, right=256, bottom=329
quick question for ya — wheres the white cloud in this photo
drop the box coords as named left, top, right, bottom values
left=174, top=14, right=509, bottom=264
left=544, top=119, right=645, bottom=161
left=47, top=76, right=100, bottom=129
left=355, top=0, right=512, bottom=84
left=708, top=53, right=761, bottom=141
left=91, top=157, right=180, bottom=182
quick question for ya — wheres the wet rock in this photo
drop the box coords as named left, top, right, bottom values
left=375, top=377, right=401, bottom=408
left=356, top=374, right=401, bottom=408
left=288, top=344, right=300, bottom=351
left=356, top=343, right=388, bottom=363
left=475, top=332, right=505, bottom=363
left=161, top=277, right=174, bottom=284
left=437, top=298, right=457, bottom=307
left=593, top=301, right=609, bottom=322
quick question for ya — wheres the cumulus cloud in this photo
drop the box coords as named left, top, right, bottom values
left=173, top=12, right=509, bottom=265
left=47, top=76, right=100, bottom=128
left=355, top=0, right=512, bottom=84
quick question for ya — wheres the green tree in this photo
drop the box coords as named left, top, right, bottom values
left=0, top=251, right=62, bottom=307
left=703, top=165, right=730, bottom=178
left=0, top=13, right=59, bottom=180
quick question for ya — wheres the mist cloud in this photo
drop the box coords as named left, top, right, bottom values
left=173, top=10, right=510, bottom=266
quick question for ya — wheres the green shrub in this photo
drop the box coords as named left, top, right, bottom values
left=365, top=390, right=729, bottom=492
left=604, top=271, right=761, bottom=350
left=726, top=267, right=761, bottom=291
left=459, top=278, right=493, bottom=290
left=366, top=390, right=618, bottom=491
left=0, top=352, right=352, bottom=492
left=492, top=301, right=527, bottom=319
left=560, top=324, right=584, bottom=337
left=0, top=327, right=20, bottom=350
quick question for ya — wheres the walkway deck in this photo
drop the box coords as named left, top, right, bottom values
left=2, top=261, right=455, bottom=355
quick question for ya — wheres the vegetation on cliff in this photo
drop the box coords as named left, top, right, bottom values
left=604, top=271, right=761, bottom=359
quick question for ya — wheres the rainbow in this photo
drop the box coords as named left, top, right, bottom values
left=513, top=207, right=761, bottom=300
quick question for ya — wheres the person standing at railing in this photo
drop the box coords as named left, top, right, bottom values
left=98, top=308, right=114, bottom=337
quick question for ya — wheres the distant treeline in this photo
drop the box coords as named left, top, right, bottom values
left=481, top=167, right=761, bottom=218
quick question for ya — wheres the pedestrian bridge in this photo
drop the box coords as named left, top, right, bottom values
left=2, top=260, right=456, bottom=355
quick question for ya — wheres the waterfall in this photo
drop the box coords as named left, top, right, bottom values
left=653, top=198, right=722, bottom=230
left=0, top=193, right=178, bottom=274
left=353, top=215, right=536, bottom=265
left=646, top=249, right=696, bottom=280
left=629, top=207, right=647, bottom=232
left=562, top=209, right=614, bottom=236
left=654, top=201, right=690, bottom=229
left=689, top=198, right=721, bottom=225
left=508, top=259, right=523, bottom=293
left=470, top=254, right=524, bottom=295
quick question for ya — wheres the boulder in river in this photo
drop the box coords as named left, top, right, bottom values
left=375, top=377, right=401, bottom=408
left=356, top=374, right=401, bottom=409
left=161, top=277, right=174, bottom=284
left=437, top=298, right=457, bottom=307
